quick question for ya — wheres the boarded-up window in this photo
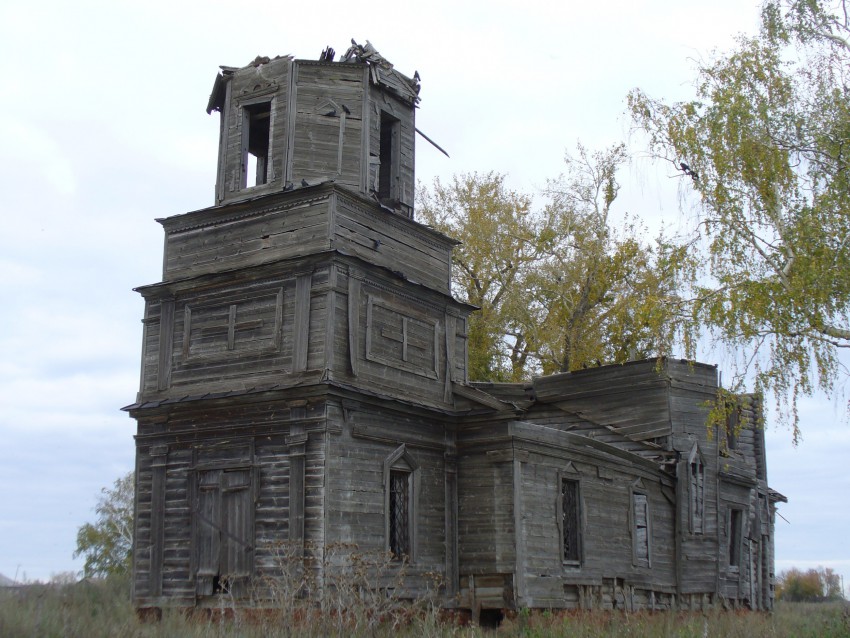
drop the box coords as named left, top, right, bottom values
left=632, top=492, right=650, bottom=566
left=729, top=508, right=743, bottom=568
left=689, top=445, right=705, bottom=535
left=195, top=468, right=254, bottom=596
left=690, top=460, right=705, bottom=533
left=561, top=479, right=581, bottom=564
left=389, top=470, right=411, bottom=558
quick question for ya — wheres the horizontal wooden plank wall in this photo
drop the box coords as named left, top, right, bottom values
left=160, top=193, right=333, bottom=282
left=216, top=56, right=293, bottom=203
left=333, top=192, right=452, bottom=294
left=132, top=398, right=328, bottom=608
left=291, top=62, right=365, bottom=189
left=332, top=264, right=466, bottom=409
left=323, top=402, right=450, bottom=595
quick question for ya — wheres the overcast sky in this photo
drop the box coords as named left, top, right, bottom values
left=1, top=0, right=848, bottom=591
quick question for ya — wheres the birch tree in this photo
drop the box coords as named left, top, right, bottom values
left=629, top=0, right=850, bottom=438
left=74, top=472, right=134, bottom=578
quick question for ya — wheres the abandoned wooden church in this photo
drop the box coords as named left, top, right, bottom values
left=125, top=42, right=785, bottom=617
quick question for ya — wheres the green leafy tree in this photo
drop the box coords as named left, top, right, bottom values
left=417, top=146, right=689, bottom=380
left=629, top=0, right=850, bottom=439
left=74, top=472, right=134, bottom=578
left=417, top=172, right=543, bottom=380
left=526, top=144, right=692, bottom=374
left=777, top=566, right=845, bottom=601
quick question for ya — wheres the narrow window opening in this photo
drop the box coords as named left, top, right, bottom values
left=243, top=102, right=271, bottom=188
left=389, top=469, right=410, bottom=558
left=633, top=492, right=650, bottom=566
left=726, top=401, right=740, bottom=451
left=561, top=478, right=581, bottom=563
left=378, top=111, right=399, bottom=200
left=689, top=451, right=705, bottom=534
left=729, top=508, right=743, bottom=567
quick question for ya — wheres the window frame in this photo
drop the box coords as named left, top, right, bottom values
left=239, top=97, right=274, bottom=189
left=377, top=110, right=400, bottom=201
left=728, top=507, right=744, bottom=570
left=557, top=473, right=583, bottom=566
left=383, top=444, right=419, bottom=561
left=688, top=444, right=706, bottom=535
left=630, top=488, right=652, bottom=568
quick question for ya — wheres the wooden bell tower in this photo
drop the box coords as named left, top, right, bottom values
left=206, top=43, right=419, bottom=217
left=126, top=42, right=474, bottom=611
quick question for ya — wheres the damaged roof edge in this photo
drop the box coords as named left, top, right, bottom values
left=206, top=41, right=418, bottom=115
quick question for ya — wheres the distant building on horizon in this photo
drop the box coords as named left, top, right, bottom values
left=124, top=42, right=785, bottom=622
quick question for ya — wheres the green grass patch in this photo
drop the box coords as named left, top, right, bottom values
left=2, top=579, right=848, bottom=637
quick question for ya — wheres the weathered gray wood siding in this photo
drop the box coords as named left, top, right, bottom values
left=519, top=455, right=677, bottom=608
left=131, top=399, right=328, bottom=609
left=323, top=400, right=450, bottom=595
left=509, top=423, right=677, bottom=610
left=210, top=57, right=416, bottom=211
left=159, top=191, right=333, bottom=282
left=366, top=90, right=415, bottom=214
left=332, top=191, right=452, bottom=293
left=333, top=263, right=467, bottom=408
left=666, top=362, right=722, bottom=598
left=456, top=421, right=518, bottom=576
left=290, top=62, right=365, bottom=190
left=215, top=56, right=294, bottom=203
left=532, top=361, right=674, bottom=445
left=137, top=263, right=329, bottom=399
left=157, top=186, right=451, bottom=289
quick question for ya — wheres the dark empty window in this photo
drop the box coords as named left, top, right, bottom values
left=633, top=492, right=650, bottom=566
left=378, top=111, right=399, bottom=200
left=243, top=102, right=271, bottom=188
left=389, top=470, right=410, bottom=558
left=729, top=508, right=743, bottom=567
left=561, top=479, right=581, bottom=563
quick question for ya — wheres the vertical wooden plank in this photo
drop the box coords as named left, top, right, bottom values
left=149, top=445, right=167, bottom=597
left=444, top=454, right=459, bottom=596
left=348, top=276, right=360, bottom=376
left=182, top=305, right=192, bottom=359
left=288, top=405, right=307, bottom=550
left=360, top=66, right=371, bottom=192
left=227, top=304, right=237, bottom=350
left=157, top=300, right=174, bottom=391
left=293, top=273, right=312, bottom=372
left=274, top=287, right=284, bottom=350
left=365, top=294, right=374, bottom=362
left=513, top=458, right=525, bottom=604
left=196, top=470, right=221, bottom=596
left=215, top=80, right=232, bottom=204
left=401, top=317, right=409, bottom=362
left=284, top=62, right=298, bottom=184
left=336, top=112, right=346, bottom=174
left=325, top=266, right=336, bottom=373
left=444, top=314, right=455, bottom=403
left=137, top=316, right=149, bottom=397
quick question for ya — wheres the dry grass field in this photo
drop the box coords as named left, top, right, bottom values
left=1, top=577, right=848, bottom=637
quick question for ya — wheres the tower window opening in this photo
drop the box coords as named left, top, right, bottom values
left=243, top=102, right=271, bottom=188
left=378, top=111, right=399, bottom=200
